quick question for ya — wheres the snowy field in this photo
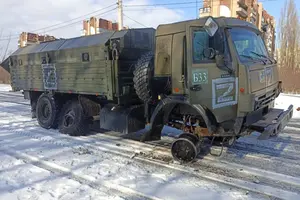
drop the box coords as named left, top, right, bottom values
left=0, top=83, right=300, bottom=200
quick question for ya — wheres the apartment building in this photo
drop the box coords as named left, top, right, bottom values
left=82, top=17, right=122, bottom=36
left=18, top=32, right=57, bottom=48
left=199, top=0, right=276, bottom=57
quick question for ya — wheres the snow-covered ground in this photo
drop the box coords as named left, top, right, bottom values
left=0, top=84, right=12, bottom=92
left=0, top=84, right=300, bottom=200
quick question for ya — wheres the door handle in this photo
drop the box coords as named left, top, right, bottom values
left=190, top=84, right=202, bottom=91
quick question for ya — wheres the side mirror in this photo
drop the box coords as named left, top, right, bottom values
left=204, top=17, right=219, bottom=37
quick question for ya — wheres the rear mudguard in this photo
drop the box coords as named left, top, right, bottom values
left=141, top=96, right=217, bottom=142
left=99, top=104, right=145, bottom=134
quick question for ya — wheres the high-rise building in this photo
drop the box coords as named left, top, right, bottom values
left=199, top=0, right=276, bottom=57
left=18, top=32, right=57, bottom=48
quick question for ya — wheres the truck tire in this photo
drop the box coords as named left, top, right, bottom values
left=36, top=93, right=59, bottom=129
left=133, top=51, right=154, bottom=102
left=58, top=100, right=89, bottom=136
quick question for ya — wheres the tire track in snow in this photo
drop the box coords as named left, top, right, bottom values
left=2, top=106, right=300, bottom=165
left=2, top=110, right=300, bottom=168
left=0, top=92, right=30, bottom=106
left=0, top=91, right=23, bottom=98
left=0, top=129, right=267, bottom=200
left=0, top=100, right=30, bottom=106
left=0, top=146, right=161, bottom=200
left=2, top=94, right=300, bottom=199
left=3, top=124, right=300, bottom=199
left=8, top=121, right=300, bottom=188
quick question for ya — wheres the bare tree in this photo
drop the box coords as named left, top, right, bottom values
left=0, top=28, right=3, bottom=60
left=277, top=0, right=300, bottom=93
left=2, top=32, right=11, bottom=62
left=278, top=0, right=299, bottom=69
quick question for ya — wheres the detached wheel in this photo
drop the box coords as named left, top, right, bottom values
left=36, top=93, right=59, bottom=129
left=58, top=100, right=89, bottom=136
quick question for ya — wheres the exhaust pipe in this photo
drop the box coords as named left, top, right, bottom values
left=171, top=133, right=202, bottom=163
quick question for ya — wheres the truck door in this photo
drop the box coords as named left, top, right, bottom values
left=185, top=23, right=238, bottom=117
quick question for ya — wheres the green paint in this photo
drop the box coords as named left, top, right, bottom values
left=192, top=68, right=208, bottom=85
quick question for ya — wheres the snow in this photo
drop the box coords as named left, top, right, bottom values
left=275, top=94, right=300, bottom=119
left=0, top=84, right=12, bottom=92
left=0, top=84, right=300, bottom=200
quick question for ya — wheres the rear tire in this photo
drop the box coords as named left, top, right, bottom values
left=36, top=93, right=59, bottom=129
left=58, top=100, right=89, bottom=136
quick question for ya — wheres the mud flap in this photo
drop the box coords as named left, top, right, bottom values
left=249, top=105, right=293, bottom=140
left=99, top=104, right=146, bottom=134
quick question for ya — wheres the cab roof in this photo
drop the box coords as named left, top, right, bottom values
left=156, top=16, right=259, bottom=36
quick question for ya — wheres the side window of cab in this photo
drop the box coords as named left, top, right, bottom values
left=192, top=29, right=210, bottom=63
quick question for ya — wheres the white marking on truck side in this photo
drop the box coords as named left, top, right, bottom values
left=41, top=64, right=57, bottom=90
left=212, top=77, right=238, bottom=109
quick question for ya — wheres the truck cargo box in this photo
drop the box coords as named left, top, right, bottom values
left=7, top=28, right=155, bottom=105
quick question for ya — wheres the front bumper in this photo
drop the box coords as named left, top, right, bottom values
left=248, top=104, right=294, bottom=140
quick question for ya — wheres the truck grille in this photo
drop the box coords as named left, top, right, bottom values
left=254, top=89, right=277, bottom=110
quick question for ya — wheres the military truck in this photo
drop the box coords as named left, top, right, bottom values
left=1, top=16, right=293, bottom=162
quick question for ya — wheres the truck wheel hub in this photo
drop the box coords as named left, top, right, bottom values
left=171, top=138, right=197, bottom=162
left=63, top=111, right=75, bottom=127
left=42, top=104, right=50, bottom=118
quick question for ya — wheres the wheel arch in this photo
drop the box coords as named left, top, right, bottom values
left=143, top=96, right=218, bottom=141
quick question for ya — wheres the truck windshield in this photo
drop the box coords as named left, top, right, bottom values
left=228, top=27, right=269, bottom=64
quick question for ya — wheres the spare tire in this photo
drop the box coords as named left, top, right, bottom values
left=36, top=93, right=59, bottom=129
left=133, top=51, right=154, bottom=102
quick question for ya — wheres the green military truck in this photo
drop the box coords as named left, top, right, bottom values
left=2, top=16, right=293, bottom=162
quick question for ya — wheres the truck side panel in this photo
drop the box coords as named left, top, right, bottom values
left=10, top=45, right=113, bottom=99
left=55, top=46, right=112, bottom=98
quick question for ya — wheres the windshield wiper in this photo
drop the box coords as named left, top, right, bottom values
left=250, top=51, right=274, bottom=64
left=239, top=54, right=267, bottom=65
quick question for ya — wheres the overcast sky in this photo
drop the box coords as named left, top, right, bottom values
left=0, top=0, right=299, bottom=60
left=0, top=0, right=188, bottom=59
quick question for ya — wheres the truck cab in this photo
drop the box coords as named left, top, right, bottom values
left=141, top=16, right=293, bottom=152
left=183, top=17, right=284, bottom=126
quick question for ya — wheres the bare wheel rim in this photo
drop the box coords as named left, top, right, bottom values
left=63, top=110, right=75, bottom=128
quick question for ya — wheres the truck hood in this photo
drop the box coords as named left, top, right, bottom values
left=248, top=63, right=279, bottom=93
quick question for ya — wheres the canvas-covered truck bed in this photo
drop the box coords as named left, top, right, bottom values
left=7, top=28, right=155, bottom=105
